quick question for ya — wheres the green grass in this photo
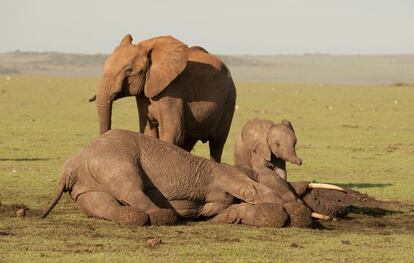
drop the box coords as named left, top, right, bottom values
left=1, top=75, right=414, bottom=262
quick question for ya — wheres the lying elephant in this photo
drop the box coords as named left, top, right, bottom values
left=42, top=130, right=342, bottom=227
left=235, top=165, right=346, bottom=221
left=235, top=118, right=302, bottom=181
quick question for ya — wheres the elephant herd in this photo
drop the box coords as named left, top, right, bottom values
left=42, top=35, right=345, bottom=228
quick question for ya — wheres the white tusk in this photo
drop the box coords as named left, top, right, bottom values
left=308, top=183, right=346, bottom=192
left=311, top=212, right=331, bottom=220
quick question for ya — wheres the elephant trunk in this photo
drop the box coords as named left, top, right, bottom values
left=96, top=79, right=115, bottom=135
left=285, top=151, right=302, bottom=166
left=97, top=99, right=112, bottom=135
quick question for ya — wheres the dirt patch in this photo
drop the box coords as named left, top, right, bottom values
left=290, top=242, right=303, bottom=248
left=147, top=237, right=162, bottom=248
left=0, top=203, right=43, bottom=218
left=304, top=187, right=414, bottom=233
left=0, top=231, right=15, bottom=236
left=340, top=124, right=360, bottom=129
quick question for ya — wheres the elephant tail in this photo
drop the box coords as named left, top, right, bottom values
left=40, top=175, right=66, bottom=218
left=40, top=158, right=76, bottom=218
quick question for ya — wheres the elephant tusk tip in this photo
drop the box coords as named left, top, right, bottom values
left=308, top=183, right=346, bottom=193
left=311, top=212, right=331, bottom=221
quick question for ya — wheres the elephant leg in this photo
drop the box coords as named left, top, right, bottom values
left=210, top=203, right=288, bottom=227
left=213, top=166, right=284, bottom=205
left=157, top=100, right=185, bottom=147
left=136, top=96, right=156, bottom=135
left=108, top=167, right=177, bottom=226
left=255, top=168, right=312, bottom=227
left=209, top=94, right=235, bottom=162
left=182, top=137, right=198, bottom=152
left=209, top=137, right=226, bottom=162
left=117, top=189, right=177, bottom=226
left=76, top=191, right=148, bottom=225
left=255, top=168, right=297, bottom=203
left=213, top=167, right=312, bottom=227
left=143, top=120, right=159, bottom=138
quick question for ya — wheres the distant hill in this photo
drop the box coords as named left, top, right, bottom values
left=0, top=51, right=106, bottom=77
left=1, top=51, right=414, bottom=86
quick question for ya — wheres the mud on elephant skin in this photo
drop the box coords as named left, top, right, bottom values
left=41, top=130, right=321, bottom=228
left=235, top=118, right=302, bottom=181
left=90, top=35, right=236, bottom=162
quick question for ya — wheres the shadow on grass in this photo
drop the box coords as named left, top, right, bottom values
left=0, top=158, right=50, bottom=162
left=336, top=183, right=393, bottom=189
left=347, top=206, right=401, bottom=217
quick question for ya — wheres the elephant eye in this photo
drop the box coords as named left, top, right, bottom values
left=125, top=67, right=133, bottom=76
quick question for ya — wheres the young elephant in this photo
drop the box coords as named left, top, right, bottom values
left=42, top=130, right=319, bottom=228
left=235, top=118, right=302, bottom=181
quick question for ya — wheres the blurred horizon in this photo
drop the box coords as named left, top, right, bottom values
left=1, top=0, right=413, bottom=55
left=3, top=50, right=414, bottom=56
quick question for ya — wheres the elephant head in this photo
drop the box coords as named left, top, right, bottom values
left=93, top=34, right=189, bottom=134
left=241, top=119, right=302, bottom=166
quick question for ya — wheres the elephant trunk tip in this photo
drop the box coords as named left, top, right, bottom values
left=89, top=95, right=96, bottom=102
left=289, top=158, right=302, bottom=166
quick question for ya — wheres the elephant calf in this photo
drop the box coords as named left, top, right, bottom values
left=42, top=130, right=340, bottom=227
left=235, top=118, right=302, bottom=181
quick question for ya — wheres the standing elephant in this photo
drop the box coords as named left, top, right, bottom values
left=90, top=35, right=236, bottom=162
left=41, top=130, right=341, bottom=227
left=234, top=118, right=302, bottom=181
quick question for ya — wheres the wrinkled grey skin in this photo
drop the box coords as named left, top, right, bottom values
left=42, top=130, right=312, bottom=228
left=235, top=118, right=302, bottom=181
left=235, top=165, right=349, bottom=220
left=92, top=35, right=236, bottom=162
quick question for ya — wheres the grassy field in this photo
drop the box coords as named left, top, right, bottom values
left=0, top=75, right=413, bottom=262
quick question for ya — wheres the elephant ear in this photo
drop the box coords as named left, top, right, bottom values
left=241, top=120, right=272, bottom=161
left=119, top=34, right=133, bottom=46
left=139, top=36, right=189, bottom=98
left=281, top=119, right=295, bottom=134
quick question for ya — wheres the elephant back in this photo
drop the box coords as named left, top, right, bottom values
left=134, top=132, right=215, bottom=200
left=188, top=47, right=231, bottom=78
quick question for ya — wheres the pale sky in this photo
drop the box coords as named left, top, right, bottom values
left=1, top=0, right=413, bottom=55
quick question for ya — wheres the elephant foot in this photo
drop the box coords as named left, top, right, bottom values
left=146, top=208, right=177, bottom=226
left=116, top=206, right=149, bottom=226
left=211, top=203, right=288, bottom=228
left=209, top=205, right=242, bottom=224
left=253, top=203, right=288, bottom=227
left=283, top=202, right=312, bottom=228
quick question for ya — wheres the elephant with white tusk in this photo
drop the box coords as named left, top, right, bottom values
left=41, top=130, right=345, bottom=227
left=235, top=165, right=347, bottom=222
